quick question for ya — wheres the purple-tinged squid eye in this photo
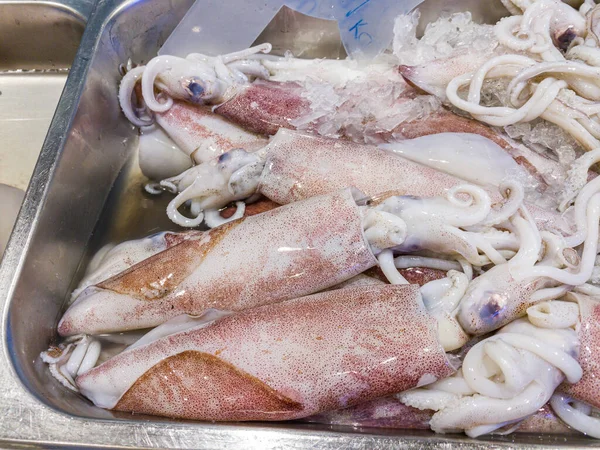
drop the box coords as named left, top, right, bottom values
left=186, top=80, right=205, bottom=100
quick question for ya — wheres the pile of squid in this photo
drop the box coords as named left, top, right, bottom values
left=41, top=0, right=600, bottom=440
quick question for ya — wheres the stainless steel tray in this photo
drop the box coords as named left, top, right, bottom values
left=0, top=0, right=598, bottom=447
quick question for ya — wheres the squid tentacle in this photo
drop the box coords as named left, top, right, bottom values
left=500, top=0, right=526, bottom=16
left=161, top=150, right=265, bottom=227
left=40, top=336, right=101, bottom=391
left=551, top=394, right=600, bottom=438
left=445, top=185, right=492, bottom=227
left=118, top=66, right=154, bottom=127
left=203, top=202, right=246, bottom=228
left=227, top=59, right=271, bottom=80
left=495, top=15, right=537, bottom=51
left=510, top=215, right=543, bottom=267
left=377, top=250, right=409, bottom=285
left=394, top=255, right=462, bottom=272
left=141, top=56, right=179, bottom=113
left=529, top=285, right=572, bottom=303
left=539, top=231, right=579, bottom=269
left=515, top=193, right=600, bottom=285
left=446, top=57, right=569, bottom=128
left=401, top=302, right=581, bottom=437
left=480, top=180, right=525, bottom=227
left=164, top=181, right=209, bottom=227
left=527, top=301, right=580, bottom=328
left=219, top=43, right=273, bottom=65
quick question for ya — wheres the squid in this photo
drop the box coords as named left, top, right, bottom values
left=457, top=150, right=600, bottom=336
left=400, top=299, right=583, bottom=437
left=400, top=0, right=600, bottom=152
left=120, top=43, right=570, bottom=200
left=69, top=209, right=445, bottom=313
left=70, top=230, right=200, bottom=301
left=152, top=101, right=267, bottom=165
left=45, top=284, right=457, bottom=420
left=58, top=189, right=379, bottom=335
left=119, top=48, right=422, bottom=141
left=559, top=292, right=600, bottom=412
left=159, top=130, right=508, bottom=226
left=58, top=185, right=502, bottom=337
left=159, top=129, right=575, bottom=255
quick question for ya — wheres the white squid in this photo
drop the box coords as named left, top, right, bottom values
left=399, top=299, right=583, bottom=437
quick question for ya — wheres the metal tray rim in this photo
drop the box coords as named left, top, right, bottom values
left=1, top=0, right=599, bottom=447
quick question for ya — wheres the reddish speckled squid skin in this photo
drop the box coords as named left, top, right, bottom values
left=76, top=284, right=455, bottom=421
left=364, top=266, right=447, bottom=287
left=58, top=189, right=377, bottom=336
left=212, top=78, right=560, bottom=190
left=155, top=101, right=267, bottom=162
left=258, top=129, right=502, bottom=205
left=214, top=80, right=311, bottom=136
left=562, top=292, right=600, bottom=409
left=304, top=399, right=574, bottom=434
left=256, top=130, right=571, bottom=237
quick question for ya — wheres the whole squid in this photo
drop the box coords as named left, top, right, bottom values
left=54, top=285, right=457, bottom=421
left=59, top=184, right=499, bottom=337
left=160, top=128, right=571, bottom=251
left=58, top=189, right=379, bottom=335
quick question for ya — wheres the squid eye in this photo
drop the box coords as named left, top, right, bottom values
left=555, top=27, right=577, bottom=51
left=479, top=291, right=508, bottom=325
left=186, top=81, right=205, bottom=99
left=218, top=152, right=231, bottom=163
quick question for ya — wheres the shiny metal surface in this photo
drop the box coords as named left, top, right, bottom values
left=0, top=0, right=598, bottom=447
left=253, top=6, right=347, bottom=59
